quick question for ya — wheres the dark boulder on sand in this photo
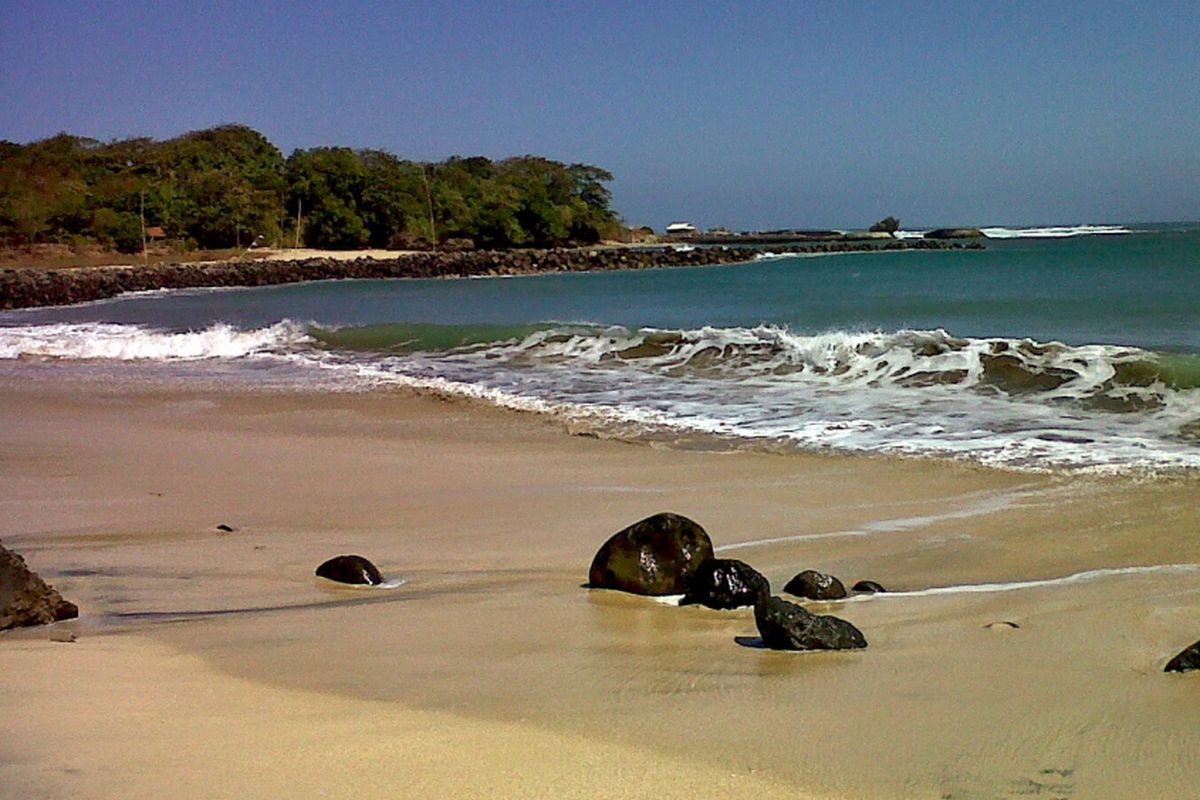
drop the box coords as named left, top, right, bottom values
left=1, top=541, right=78, bottom=631
left=681, top=558, right=770, bottom=610
left=852, top=580, right=887, bottom=594
left=754, top=595, right=867, bottom=651
left=315, top=555, right=384, bottom=586
left=784, top=570, right=847, bottom=600
left=588, top=512, right=714, bottom=595
left=1165, top=639, right=1200, bottom=673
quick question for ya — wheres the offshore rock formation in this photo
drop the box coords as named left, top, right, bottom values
left=1, top=541, right=78, bottom=631
left=923, top=227, right=987, bottom=239
left=588, top=512, right=714, bottom=596
left=1, top=241, right=983, bottom=311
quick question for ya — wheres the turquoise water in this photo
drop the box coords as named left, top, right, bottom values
left=2, top=225, right=1199, bottom=471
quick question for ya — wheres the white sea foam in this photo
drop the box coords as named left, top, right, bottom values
left=843, top=564, right=1200, bottom=600
left=715, top=484, right=1053, bottom=551
left=979, top=224, right=1134, bottom=239
left=0, top=321, right=308, bottom=361
left=2, top=319, right=1198, bottom=473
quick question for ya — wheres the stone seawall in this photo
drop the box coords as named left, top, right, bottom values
left=0, top=240, right=980, bottom=311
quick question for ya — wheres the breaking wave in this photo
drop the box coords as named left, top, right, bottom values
left=894, top=225, right=1134, bottom=240
left=2, top=320, right=1198, bottom=472
left=0, top=321, right=308, bottom=361
left=979, top=224, right=1134, bottom=239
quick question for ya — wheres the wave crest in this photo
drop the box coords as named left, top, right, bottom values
left=444, top=324, right=1200, bottom=410
left=0, top=321, right=309, bottom=361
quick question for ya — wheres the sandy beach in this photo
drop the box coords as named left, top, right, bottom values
left=2, top=375, right=1199, bottom=799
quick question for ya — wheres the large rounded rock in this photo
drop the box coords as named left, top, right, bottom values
left=852, top=580, right=887, bottom=594
left=754, top=595, right=867, bottom=651
left=315, top=555, right=383, bottom=586
left=1165, top=639, right=1200, bottom=673
left=1, top=541, right=78, bottom=631
left=681, top=558, right=770, bottom=610
left=784, top=570, right=847, bottom=600
left=588, top=512, right=714, bottom=595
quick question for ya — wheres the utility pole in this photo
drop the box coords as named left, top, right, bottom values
left=420, top=165, right=437, bottom=250
left=140, top=188, right=147, bottom=261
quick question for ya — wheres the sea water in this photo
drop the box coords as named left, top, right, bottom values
left=3, top=223, right=1198, bottom=473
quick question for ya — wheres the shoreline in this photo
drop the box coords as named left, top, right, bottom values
left=2, top=373, right=1198, bottom=798
left=0, top=240, right=981, bottom=310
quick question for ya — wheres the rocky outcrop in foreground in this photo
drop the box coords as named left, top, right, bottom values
left=754, top=595, right=867, bottom=651
left=315, top=555, right=384, bottom=586
left=1, top=541, right=78, bottom=631
left=680, top=558, right=770, bottom=610
left=1165, top=639, right=1200, bottom=672
left=588, top=512, right=714, bottom=595
left=784, top=569, right=848, bottom=600
left=0, top=240, right=983, bottom=310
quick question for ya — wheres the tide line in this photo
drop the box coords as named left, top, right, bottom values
left=715, top=484, right=1075, bottom=553
left=846, top=564, right=1200, bottom=600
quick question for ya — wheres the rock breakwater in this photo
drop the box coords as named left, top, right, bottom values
left=0, top=241, right=980, bottom=311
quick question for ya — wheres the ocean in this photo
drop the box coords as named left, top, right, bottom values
left=3, top=223, right=1199, bottom=473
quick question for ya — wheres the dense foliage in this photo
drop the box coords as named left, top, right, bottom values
left=0, top=125, right=620, bottom=252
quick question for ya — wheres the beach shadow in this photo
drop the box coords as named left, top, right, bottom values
left=734, top=635, right=767, bottom=649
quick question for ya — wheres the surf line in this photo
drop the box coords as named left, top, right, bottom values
left=843, top=564, right=1200, bottom=600
left=715, top=494, right=1034, bottom=552
left=714, top=482, right=1084, bottom=554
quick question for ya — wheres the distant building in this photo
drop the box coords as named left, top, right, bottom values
left=665, top=221, right=698, bottom=237
left=145, top=226, right=166, bottom=240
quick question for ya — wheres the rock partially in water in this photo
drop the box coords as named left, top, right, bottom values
left=852, top=580, right=887, bottom=594
left=588, top=512, right=714, bottom=596
left=924, top=227, right=986, bottom=239
left=979, top=353, right=1076, bottom=394
left=1, top=541, right=79, bottom=631
left=754, top=595, right=867, bottom=651
left=784, top=569, right=847, bottom=600
left=681, top=558, right=770, bottom=610
left=315, top=555, right=384, bottom=586
left=1165, top=639, right=1200, bottom=673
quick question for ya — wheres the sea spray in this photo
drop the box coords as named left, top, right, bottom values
left=1, top=318, right=1197, bottom=473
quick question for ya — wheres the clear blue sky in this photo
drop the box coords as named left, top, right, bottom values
left=2, top=1, right=1196, bottom=230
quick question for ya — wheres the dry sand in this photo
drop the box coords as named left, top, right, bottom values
left=2, top=376, right=1199, bottom=799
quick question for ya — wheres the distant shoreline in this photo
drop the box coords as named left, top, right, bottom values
left=0, top=241, right=981, bottom=311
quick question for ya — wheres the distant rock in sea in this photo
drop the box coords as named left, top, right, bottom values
left=852, top=580, right=887, bottom=594
left=923, top=227, right=987, bottom=239
left=588, top=512, right=713, bottom=596
left=1, top=540, right=78, bottom=631
left=754, top=595, right=867, bottom=651
left=315, top=554, right=384, bottom=586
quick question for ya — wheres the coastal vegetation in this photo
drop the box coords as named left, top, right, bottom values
left=0, top=124, right=622, bottom=253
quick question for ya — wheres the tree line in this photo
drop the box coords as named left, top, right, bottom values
left=0, top=124, right=621, bottom=253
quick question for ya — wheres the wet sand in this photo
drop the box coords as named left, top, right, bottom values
left=2, top=376, right=1198, bottom=799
